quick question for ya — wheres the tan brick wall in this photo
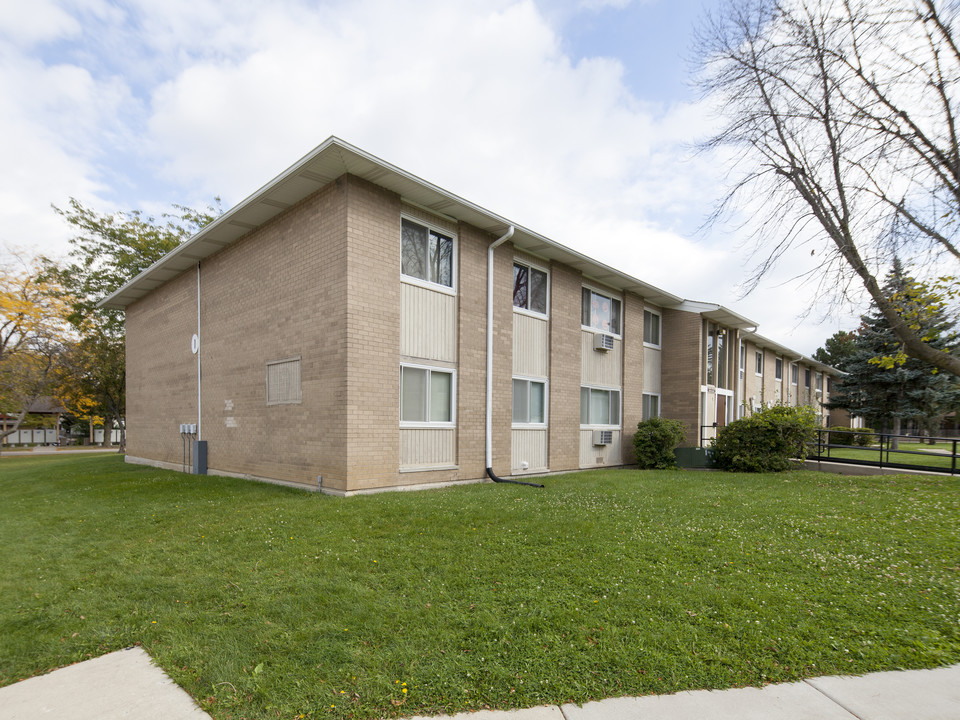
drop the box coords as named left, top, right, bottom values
left=125, top=269, right=199, bottom=465
left=741, top=340, right=761, bottom=410
left=621, top=292, right=645, bottom=463
left=342, top=176, right=402, bottom=490
left=454, top=223, right=513, bottom=479
left=197, top=177, right=349, bottom=489
left=548, top=261, right=583, bottom=470
left=661, top=309, right=702, bottom=447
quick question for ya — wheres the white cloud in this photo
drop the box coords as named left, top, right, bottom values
left=0, top=0, right=855, bottom=350
left=0, top=0, right=81, bottom=47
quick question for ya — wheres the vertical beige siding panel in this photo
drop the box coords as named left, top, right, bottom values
left=399, top=428, right=456, bottom=468
left=581, top=331, right=623, bottom=387
left=513, top=314, right=549, bottom=377
left=579, top=430, right=622, bottom=467
left=400, top=283, right=457, bottom=362
left=511, top=429, right=548, bottom=472
left=643, top=347, right=661, bottom=394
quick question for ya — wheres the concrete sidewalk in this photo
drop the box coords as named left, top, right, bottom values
left=411, top=664, right=960, bottom=720
left=1, top=648, right=958, bottom=720
left=0, top=648, right=210, bottom=720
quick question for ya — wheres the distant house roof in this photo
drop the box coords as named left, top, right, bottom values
left=27, top=397, right=65, bottom=414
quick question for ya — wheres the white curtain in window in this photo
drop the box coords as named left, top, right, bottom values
left=401, top=367, right=427, bottom=422
left=530, top=382, right=545, bottom=423
left=429, top=371, right=452, bottom=422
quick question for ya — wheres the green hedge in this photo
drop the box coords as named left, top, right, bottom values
left=632, top=417, right=687, bottom=469
left=827, top=426, right=875, bottom=446
left=712, top=404, right=818, bottom=473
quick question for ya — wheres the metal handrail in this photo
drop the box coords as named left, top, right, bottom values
left=809, top=429, right=959, bottom=475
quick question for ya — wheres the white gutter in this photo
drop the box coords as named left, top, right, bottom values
left=485, top=226, right=514, bottom=471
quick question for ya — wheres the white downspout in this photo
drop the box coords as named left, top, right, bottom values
left=485, top=226, right=514, bottom=472
left=197, top=262, right=202, bottom=440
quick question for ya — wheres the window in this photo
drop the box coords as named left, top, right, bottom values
left=755, top=351, right=763, bottom=375
left=400, top=365, right=454, bottom=424
left=815, top=372, right=823, bottom=393
left=581, top=287, right=621, bottom=334
left=739, top=344, right=746, bottom=379
left=804, top=368, right=811, bottom=388
left=827, top=377, right=833, bottom=393
left=513, top=378, right=546, bottom=425
left=643, top=310, right=661, bottom=346
left=513, top=262, right=548, bottom=315
left=401, top=218, right=454, bottom=289
left=704, top=322, right=714, bottom=385
left=642, top=393, right=660, bottom=421
left=775, top=357, right=783, bottom=381
left=266, top=357, right=301, bottom=405
left=791, top=363, right=799, bottom=385
left=580, top=386, right=620, bottom=426
left=715, top=328, right=727, bottom=388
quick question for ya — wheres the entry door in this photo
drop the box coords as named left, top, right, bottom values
left=716, top=395, right=727, bottom=428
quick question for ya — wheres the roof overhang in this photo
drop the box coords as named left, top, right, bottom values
left=677, top=301, right=758, bottom=331
left=100, top=136, right=683, bottom=310
left=742, top=331, right=839, bottom=373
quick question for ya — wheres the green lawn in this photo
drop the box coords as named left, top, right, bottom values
left=1, top=455, right=958, bottom=719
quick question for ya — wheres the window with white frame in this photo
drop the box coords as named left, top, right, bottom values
left=791, top=363, right=799, bottom=385
left=643, top=310, right=661, bottom=346
left=513, top=378, right=546, bottom=425
left=401, top=218, right=454, bottom=289
left=400, top=365, right=455, bottom=424
left=266, top=357, right=301, bottom=405
left=739, top=343, right=746, bottom=379
left=815, top=372, right=823, bottom=392
left=775, top=357, right=783, bottom=381
left=642, top=393, right=660, bottom=421
left=580, top=386, right=621, bottom=426
left=581, top=287, right=621, bottom=335
left=804, top=368, right=811, bottom=388
left=755, top=351, right=764, bottom=375
left=513, top=262, right=548, bottom=315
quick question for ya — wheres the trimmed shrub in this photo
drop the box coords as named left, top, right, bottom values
left=712, top=404, right=818, bottom=473
left=828, top=426, right=875, bottom=446
left=633, top=417, right=687, bottom=469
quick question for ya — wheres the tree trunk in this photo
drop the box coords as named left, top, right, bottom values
left=891, top=416, right=901, bottom=451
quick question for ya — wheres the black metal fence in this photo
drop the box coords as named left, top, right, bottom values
left=699, top=425, right=959, bottom=475
left=808, top=429, right=959, bottom=475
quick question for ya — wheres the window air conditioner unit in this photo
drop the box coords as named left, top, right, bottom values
left=592, top=430, right=613, bottom=446
left=593, top=333, right=615, bottom=351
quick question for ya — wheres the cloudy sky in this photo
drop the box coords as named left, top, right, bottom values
left=1, top=0, right=866, bottom=354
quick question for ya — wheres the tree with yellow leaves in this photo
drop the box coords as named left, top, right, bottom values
left=0, top=255, right=71, bottom=447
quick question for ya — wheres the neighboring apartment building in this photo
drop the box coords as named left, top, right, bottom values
left=102, top=137, right=839, bottom=495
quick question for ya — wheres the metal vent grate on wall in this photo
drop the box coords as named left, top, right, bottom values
left=266, top=357, right=302, bottom=405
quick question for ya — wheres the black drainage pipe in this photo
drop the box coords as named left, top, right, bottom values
left=486, top=466, right=544, bottom=488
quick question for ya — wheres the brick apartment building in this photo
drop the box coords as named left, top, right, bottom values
left=102, top=137, right=839, bottom=495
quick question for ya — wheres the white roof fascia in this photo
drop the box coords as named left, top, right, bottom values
left=99, top=136, right=683, bottom=310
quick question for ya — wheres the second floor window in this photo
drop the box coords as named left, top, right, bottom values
left=401, top=218, right=453, bottom=289
left=513, top=262, right=547, bottom=315
left=582, top=288, right=621, bottom=334
left=643, top=310, right=661, bottom=346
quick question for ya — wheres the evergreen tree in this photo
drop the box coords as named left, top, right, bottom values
left=828, top=260, right=960, bottom=446
left=812, top=331, right=858, bottom=372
